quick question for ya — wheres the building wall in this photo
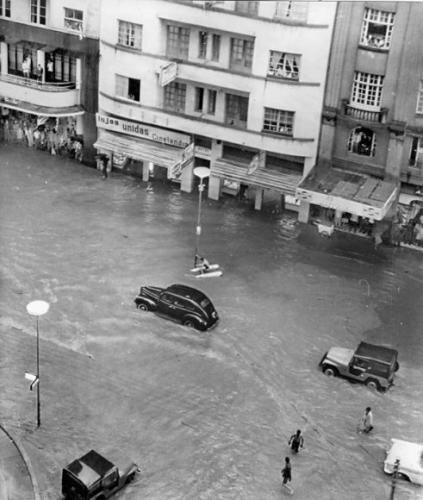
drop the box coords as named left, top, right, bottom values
left=320, top=1, right=423, bottom=186
left=99, top=0, right=336, bottom=175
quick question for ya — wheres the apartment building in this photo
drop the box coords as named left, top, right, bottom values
left=297, top=2, right=423, bottom=236
left=0, top=0, right=100, bottom=162
left=96, top=0, right=336, bottom=209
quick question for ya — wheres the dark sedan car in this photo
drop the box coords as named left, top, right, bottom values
left=134, top=283, right=218, bottom=331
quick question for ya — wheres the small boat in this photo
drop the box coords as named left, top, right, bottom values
left=190, top=263, right=220, bottom=273
left=194, top=269, right=223, bottom=278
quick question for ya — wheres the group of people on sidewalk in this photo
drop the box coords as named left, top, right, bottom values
left=281, top=407, right=373, bottom=495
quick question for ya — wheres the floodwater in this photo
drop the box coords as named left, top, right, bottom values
left=0, top=144, right=422, bottom=500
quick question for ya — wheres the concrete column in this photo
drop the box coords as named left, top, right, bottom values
left=319, top=121, right=336, bottom=161
left=208, top=175, right=222, bottom=200
left=180, top=162, right=194, bottom=193
left=142, top=162, right=150, bottom=182
left=334, top=209, right=343, bottom=226
left=254, top=188, right=264, bottom=210
left=0, top=42, right=8, bottom=76
left=298, top=201, right=310, bottom=223
left=209, top=139, right=223, bottom=200
left=385, top=132, right=404, bottom=182
left=75, top=58, right=82, bottom=102
left=303, top=157, right=315, bottom=178
left=37, top=50, right=45, bottom=82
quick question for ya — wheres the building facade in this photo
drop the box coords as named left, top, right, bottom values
left=297, top=2, right=423, bottom=244
left=0, top=0, right=100, bottom=162
left=96, top=0, right=336, bottom=209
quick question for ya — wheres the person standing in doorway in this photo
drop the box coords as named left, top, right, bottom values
left=358, top=407, right=374, bottom=434
left=101, top=156, right=109, bottom=179
left=46, top=57, right=54, bottom=82
left=281, top=456, right=293, bottom=495
left=288, top=430, right=304, bottom=454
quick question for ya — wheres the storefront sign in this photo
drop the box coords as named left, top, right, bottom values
left=159, top=62, right=178, bottom=87
left=170, top=142, right=195, bottom=178
left=96, top=113, right=190, bottom=148
left=195, top=146, right=211, bottom=160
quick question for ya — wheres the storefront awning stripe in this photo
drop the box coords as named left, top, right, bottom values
left=212, top=158, right=301, bottom=195
left=94, top=131, right=181, bottom=169
left=0, top=100, right=84, bottom=117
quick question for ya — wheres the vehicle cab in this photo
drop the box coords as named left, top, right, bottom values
left=320, top=342, right=399, bottom=391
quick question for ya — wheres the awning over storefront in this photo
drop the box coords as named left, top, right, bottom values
left=93, top=130, right=181, bottom=169
left=0, top=98, right=84, bottom=117
left=211, top=158, right=302, bottom=196
left=296, top=164, right=397, bottom=221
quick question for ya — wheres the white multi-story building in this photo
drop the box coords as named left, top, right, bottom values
left=0, top=0, right=100, bottom=161
left=96, top=0, right=336, bottom=209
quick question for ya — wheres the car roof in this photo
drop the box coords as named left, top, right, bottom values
left=167, top=284, right=208, bottom=302
left=387, top=439, right=423, bottom=471
left=65, top=450, right=115, bottom=487
left=355, top=342, right=398, bottom=363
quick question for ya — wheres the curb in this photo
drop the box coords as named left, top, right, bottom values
left=0, top=423, right=41, bottom=500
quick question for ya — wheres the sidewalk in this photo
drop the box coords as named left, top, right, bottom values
left=0, top=424, right=38, bottom=500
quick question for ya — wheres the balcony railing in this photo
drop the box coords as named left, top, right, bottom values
left=342, top=100, right=387, bottom=123
left=0, top=73, right=80, bottom=108
left=0, top=73, right=76, bottom=91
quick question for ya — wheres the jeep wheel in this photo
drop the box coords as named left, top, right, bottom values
left=323, top=366, right=338, bottom=377
left=366, top=378, right=381, bottom=391
left=137, top=303, right=149, bottom=311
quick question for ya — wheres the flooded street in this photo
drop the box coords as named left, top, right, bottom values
left=0, top=144, right=422, bottom=499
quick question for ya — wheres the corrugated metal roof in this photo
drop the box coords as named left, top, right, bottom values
left=212, top=158, right=301, bottom=195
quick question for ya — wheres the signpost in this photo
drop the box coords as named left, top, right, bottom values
left=247, top=150, right=265, bottom=175
left=170, top=142, right=195, bottom=179
left=159, top=62, right=178, bottom=87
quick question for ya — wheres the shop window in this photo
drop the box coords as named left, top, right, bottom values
left=351, top=71, right=384, bottom=110
left=359, top=8, right=394, bottom=50
left=225, top=94, right=248, bottom=128
left=263, top=107, right=294, bottom=136
left=164, top=81, right=186, bottom=112
left=166, top=24, right=190, bottom=60
left=268, top=51, right=300, bottom=80
left=348, top=127, right=376, bottom=157
left=274, top=1, right=308, bottom=22
left=207, top=89, right=216, bottom=115
left=115, top=74, right=140, bottom=101
left=409, top=137, right=423, bottom=168
left=64, top=8, right=83, bottom=32
left=235, top=1, right=258, bottom=15
left=195, top=87, right=204, bottom=111
left=31, top=0, right=46, bottom=25
left=0, top=0, right=11, bottom=17
left=230, top=37, right=254, bottom=72
left=198, top=31, right=208, bottom=59
left=118, top=20, right=143, bottom=50
left=211, top=34, right=220, bottom=61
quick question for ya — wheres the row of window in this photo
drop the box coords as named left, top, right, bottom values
left=115, top=76, right=294, bottom=135
left=118, top=21, right=301, bottom=81
left=0, top=0, right=83, bottom=32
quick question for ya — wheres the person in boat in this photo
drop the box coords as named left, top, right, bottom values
left=194, top=254, right=210, bottom=271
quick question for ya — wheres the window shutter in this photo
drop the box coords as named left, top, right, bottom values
left=115, top=75, right=127, bottom=97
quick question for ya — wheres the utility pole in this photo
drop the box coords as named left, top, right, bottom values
left=389, top=459, right=400, bottom=500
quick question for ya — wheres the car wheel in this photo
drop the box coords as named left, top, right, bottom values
left=366, top=378, right=381, bottom=391
left=398, top=472, right=410, bottom=482
left=394, top=361, right=400, bottom=372
left=323, top=366, right=338, bottom=377
left=137, top=303, right=149, bottom=311
left=183, top=318, right=195, bottom=328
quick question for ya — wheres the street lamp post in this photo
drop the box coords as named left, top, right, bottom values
left=26, top=300, right=50, bottom=428
left=193, top=166, right=210, bottom=263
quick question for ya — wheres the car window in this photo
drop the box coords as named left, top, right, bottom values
left=352, top=358, right=368, bottom=369
left=200, top=298, right=211, bottom=309
left=368, top=361, right=389, bottom=377
left=161, top=293, right=173, bottom=304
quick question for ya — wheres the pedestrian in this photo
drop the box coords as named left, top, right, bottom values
left=36, top=63, right=43, bottom=82
left=281, top=456, right=293, bottom=495
left=22, top=55, right=31, bottom=78
left=46, top=57, right=54, bottom=82
left=288, top=430, right=304, bottom=453
left=358, top=407, right=374, bottom=434
left=101, top=156, right=109, bottom=179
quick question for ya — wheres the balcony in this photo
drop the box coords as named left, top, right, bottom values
left=0, top=74, right=80, bottom=108
left=342, top=100, right=387, bottom=124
